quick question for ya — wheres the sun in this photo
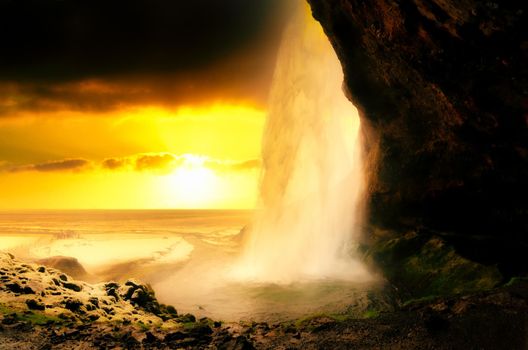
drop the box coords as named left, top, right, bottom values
left=165, top=155, right=219, bottom=208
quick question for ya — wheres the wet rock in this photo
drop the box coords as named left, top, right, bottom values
left=164, top=331, right=186, bottom=342
left=307, top=0, right=528, bottom=276
left=178, top=313, right=196, bottom=323
left=1, top=314, right=17, bottom=325
left=143, top=331, right=159, bottom=344
left=62, top=281, right=82, bottom=292
left=121, top=332, right=141, bottom=349
left=107, top=287, right=120, bottom=301
left=64, top=299, right=83, bottom=312
left=104, top=282, right=120, bottom=290
left=189, top=323, right=213, bottom=337
left=164, top=304, right=178, bottom=316
left=88, top=297, right=99, bottom=307
left=102, top=307, right=115, bottom=315
left=424, top=312, right=450, bottom=333
left=87, top=314, right=100, bottom=321
left=220, top=336, right=255, bottom=350
left=26, top=299, right=45, bottom=310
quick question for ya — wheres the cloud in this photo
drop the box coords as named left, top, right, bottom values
left=2, top=159, right=91, bottom=173
left=135, top=154, right=182, bottom=173
left=205, top=158, right=261, bottom=172
left=0, top=0, right=293, bottom=116
left=0, top=153, right=260, bottom=174
left=101, top=157, right=129, bottom=170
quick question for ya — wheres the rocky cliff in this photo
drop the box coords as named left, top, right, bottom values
left=307, top=0, right=528, bottom=276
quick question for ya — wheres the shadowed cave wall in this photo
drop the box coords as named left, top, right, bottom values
left=307, top=0, right=528, bottom=277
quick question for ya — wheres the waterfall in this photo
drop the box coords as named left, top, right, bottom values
left=234, top=2, right=370, bottom=283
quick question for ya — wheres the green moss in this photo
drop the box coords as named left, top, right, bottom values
left=504, top=276, right=528, bottom=287
left=364, top=232, right=502, bottom=301
left=401, top=295, right=440, bottom=307
left=136, top=321, right=151, bottom=331
left=362, top=309, right=380, bottom=319
left=20, top=311, right=61, bottom=325
left=182, top=321, right=198, bottom=330
left=0, top=304, right=14, bottom=314
left=0, top=305, right=62, bottom=326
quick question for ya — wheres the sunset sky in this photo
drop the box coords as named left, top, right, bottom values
left=0, top=0, right=292, bottom=209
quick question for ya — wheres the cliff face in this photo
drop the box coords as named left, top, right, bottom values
left=307, top=0, right=528, bottom=274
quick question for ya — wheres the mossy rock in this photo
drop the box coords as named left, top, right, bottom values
left=363, top=231, right=502, bottom=301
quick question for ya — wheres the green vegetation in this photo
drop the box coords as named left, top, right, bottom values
left=363, top=231, right=502, bottom=302
left=137, top=321, right=151, bottom=331
left=504, top=276, right=528, bottom=287
left=362, top=309, right=380, bottom=319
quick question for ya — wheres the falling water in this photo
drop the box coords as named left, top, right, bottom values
left=235, top=2, right=371, bottom=283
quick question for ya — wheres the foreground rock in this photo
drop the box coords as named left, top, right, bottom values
left=1, top=252, right=528, bottom=349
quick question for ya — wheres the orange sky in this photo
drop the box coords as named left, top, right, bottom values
left=0, top=104, right=265, bottom=209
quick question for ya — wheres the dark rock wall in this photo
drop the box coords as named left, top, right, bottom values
left=307, top=0, right=528, bottom=274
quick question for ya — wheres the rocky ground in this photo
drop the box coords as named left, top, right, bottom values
left=1, top=252, right=528, bottom=349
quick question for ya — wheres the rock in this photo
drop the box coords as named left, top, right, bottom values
left=26, top=299, right=45, bottom=310
left=88, top=314, right=100, bottom=321
left=307, top=0, right=528, bottom=276
left=106, top=287, right=119, bottom=301
left=189, top=323, right=213, bottom=337
left=64, top=299, right=83, bottom=312
left=178, top=313, right=196, bottom=323
left=6, top=283, right=34, bottom=294
left=121, top=332, right=141, bottom=348
left=88, top=297, right=99, bottom=308
left=164, top=331, right=186, bottom=342
left=104, top=282, right=120, bottom=291
left=165, top=305, right=177, bottom=316
left=143, top=331, right=159, bottom=344
left=220, top=336, right=255, bottom=350
left=37, top=256, right=91, bottom=281
left=62, top=282, right=82, bottom=292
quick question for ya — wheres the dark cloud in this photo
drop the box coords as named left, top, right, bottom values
left=2, top=159, right=91, bottom=173
left=0, top=0, right=292, bottom=115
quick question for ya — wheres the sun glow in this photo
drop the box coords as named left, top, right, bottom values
left=165, top=155, right=220, bottom=208
left=0, top=104, right=264, bottom=209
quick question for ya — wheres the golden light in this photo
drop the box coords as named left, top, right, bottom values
left=0, top=104, right=264, bottom=209
left=164, top=155, right=220, bottom=208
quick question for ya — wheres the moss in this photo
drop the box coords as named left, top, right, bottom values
left=136, top=321, right=151, bottom=332
left=364, top=232, right=502, bottom=301
left=182, top=321, right=198, bottom=330
left=401, top=295, right=441, bottom=308
left=19, top=311, right=62, bottom=325
left=504, top=276, right=528, bottom=287
left=0, top=304, right=62, bottom=326
left=362, top=309, right=380, bottom=319
left=0, top=304, right=14, bottom=315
